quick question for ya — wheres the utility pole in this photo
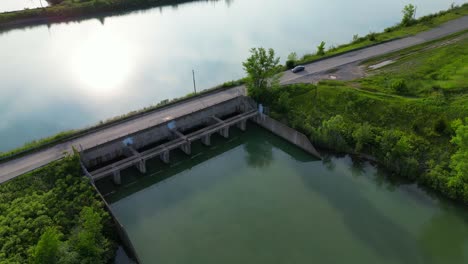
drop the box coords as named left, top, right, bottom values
left=192, top=69, right=197, bottom=94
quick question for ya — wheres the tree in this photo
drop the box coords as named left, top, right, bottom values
left=242, top=48, right=280, bottom=100
left=286, top=52, right=298, bottom=69
left=401, top=4, right=416, bottom=26
left=352, top=123, right=375, bottom=152
left=276, top=91, right=292, bottom=112
left=287, top=52, right=298, bottom=62
left=317, top=41, right=326, bottom=56
left=450, top=118, right=468, bottom=179
left=32, top=227, right=62, bottom=264
left=70, top=207, right=111, bottom=264
left=314, top=115, right=352, bottom=152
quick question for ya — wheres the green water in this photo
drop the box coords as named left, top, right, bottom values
left=100, top=125, right=468, bottom=264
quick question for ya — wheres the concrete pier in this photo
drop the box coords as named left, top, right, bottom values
left=237, top=120, right=247, bottom=131
left=219, top=127, right=229, bottom=138
left=180, top=142, right=191, bottom=155
left=160, top=150, right=170, bottom=164
left=113, top=169, right=121, bottom=185
left=201, top=134, right=211, bottom=146
left=137, top=160, right=146, bottom=174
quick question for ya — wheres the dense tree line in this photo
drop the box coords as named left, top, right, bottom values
left=0, top=155, right=115, bottom=263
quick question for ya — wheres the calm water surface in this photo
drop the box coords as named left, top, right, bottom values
left=100, top=125, right=468, bottom=264
left=0, top=0, right=465, bottom=151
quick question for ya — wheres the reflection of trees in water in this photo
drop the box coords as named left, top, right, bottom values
left=244, top=140, right=273, bottom=168
left=321, top=155, right=336, bottom=171
left=418, top=205, right=468, bottom=264
left=224, top=0, right=234, bottom=7
left=300, top=156, right=421, bottom=264
left=349, top=157, right=365, bottom=178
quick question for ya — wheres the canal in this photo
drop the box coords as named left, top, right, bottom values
left=0, top=0, right=464, bottom=152
left=96, top=124, right=468, bottom=264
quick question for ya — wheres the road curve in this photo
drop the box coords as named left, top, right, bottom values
left=1, top=16, right=467, bottom=183
left=280, top=16, right=468, bottom=84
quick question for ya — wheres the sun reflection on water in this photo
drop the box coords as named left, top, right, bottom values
left=70, top=31, right=135, bottom=96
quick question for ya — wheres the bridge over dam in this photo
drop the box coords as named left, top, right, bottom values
left=80, top=96, right=321, bottom=185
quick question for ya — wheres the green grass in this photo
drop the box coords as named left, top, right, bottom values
left=292, top=3, right=468, bottom=66
left=0, top=130, right=76, bottom=160
left=265, top=34, right=468, bottom=202
left=359, top=33, right=468, bottom=97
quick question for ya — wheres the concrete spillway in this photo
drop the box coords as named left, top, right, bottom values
left=81, top=96, right=259, bottom=184
left=80, top=95, right=320, bottom=185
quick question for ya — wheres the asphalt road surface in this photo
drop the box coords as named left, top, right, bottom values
left=1, top=16, right=467, bottom=183
left=280, top=16, right=468, bottom=84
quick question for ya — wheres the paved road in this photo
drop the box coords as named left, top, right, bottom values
left=280, top=16, right=468, bottom=84
left=0, top=87, right=245, bottom=183
left=1, top=16, right=467, bottom=183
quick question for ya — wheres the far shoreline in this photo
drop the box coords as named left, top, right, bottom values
left=0, top=0, right=202, bottom=32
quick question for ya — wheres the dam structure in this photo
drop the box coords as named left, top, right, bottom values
left=80, top=95, right=320, bottom=185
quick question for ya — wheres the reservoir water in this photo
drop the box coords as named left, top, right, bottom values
left=0, top=0, right=465, bottom=152
left=98, top=125, right=468, bottom=264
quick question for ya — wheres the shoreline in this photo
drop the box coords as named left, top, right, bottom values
left=0, top=0, right=203, bottom=32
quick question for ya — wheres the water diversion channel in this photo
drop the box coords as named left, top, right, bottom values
left=0, top=0, right=465, bottom=152
left=96, top=124, right=468, bottom=264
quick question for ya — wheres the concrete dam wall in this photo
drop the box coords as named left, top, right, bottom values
left=81, top=96, right=254, bottom=168
left=80, top=95, right=320, bottom=184
left=253, top=115, right=321, bottom=159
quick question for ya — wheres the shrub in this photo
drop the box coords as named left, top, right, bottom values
left=352, top=123, right=376, bottom=152
left=352, top=34, right=359, bottom=43
left=367, top=32, right=377, bottom=41
left=276, top=91, right=292, bottom=112
left=390, top=79, right=408, bottom=94
left=434, top=118, right=448, bottom=135
left=286, top=60, right=295, bottom=69
left=401, top=4, right=416, bottom=26
left=316, top=41, right=326, bottom=56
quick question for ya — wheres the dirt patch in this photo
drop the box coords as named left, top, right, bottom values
left=368, top=60, right=395, bottom=70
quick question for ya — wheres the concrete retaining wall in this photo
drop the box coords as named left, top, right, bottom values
left=90, top=183, right=141, bottom=264
left=253, top=115, right=321, bottom=159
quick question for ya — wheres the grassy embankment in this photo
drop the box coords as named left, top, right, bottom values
left=0, top=155, right=116, bottom=263
left=1, top=4, right=466, bottom=162
left=263, top=33, right=468, bottom=203
left=290, top=3, right=468, bottom=67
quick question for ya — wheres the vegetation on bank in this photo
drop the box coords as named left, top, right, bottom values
left=244, top=33, right=468, bottom=202
left=0, top=155, right=116, bottom=263
left=285, top=3, right=468, bottom=69
left=0, top=130, right=76, bottom=161
left=0, top=0, right=217, bottom=29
